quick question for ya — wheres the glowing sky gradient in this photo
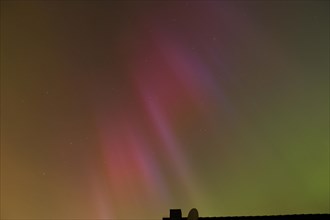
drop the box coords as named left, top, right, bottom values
left=1, top=1, right=329, bottom=219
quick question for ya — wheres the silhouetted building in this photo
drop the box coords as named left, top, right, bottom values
left=163, top=209, right=329, bottom=220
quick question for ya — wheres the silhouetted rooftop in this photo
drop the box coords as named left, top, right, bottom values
left=163, top=209, right=329, bottom=220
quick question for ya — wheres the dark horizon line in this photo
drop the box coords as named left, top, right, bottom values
left=163, top=209, right=330, bottom=220
left=163, top=214, right=330, bottom=220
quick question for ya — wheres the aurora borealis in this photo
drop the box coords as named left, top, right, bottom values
left=1, top=0, right=329, bottom=219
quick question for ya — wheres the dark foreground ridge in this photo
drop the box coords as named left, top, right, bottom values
left=163, top=209, right=330, bottom=220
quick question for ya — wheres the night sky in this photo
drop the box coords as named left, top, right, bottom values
left=1, top=1, right=329, bottom=219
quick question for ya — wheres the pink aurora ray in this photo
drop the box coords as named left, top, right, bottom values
left=94, top=28, right=230, bottom=216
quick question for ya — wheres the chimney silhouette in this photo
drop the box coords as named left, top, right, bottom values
left=170, top=209, right=182, bottom=220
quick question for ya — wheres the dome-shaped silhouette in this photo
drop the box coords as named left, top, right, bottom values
left=187, top=208, right=199, bottom=220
